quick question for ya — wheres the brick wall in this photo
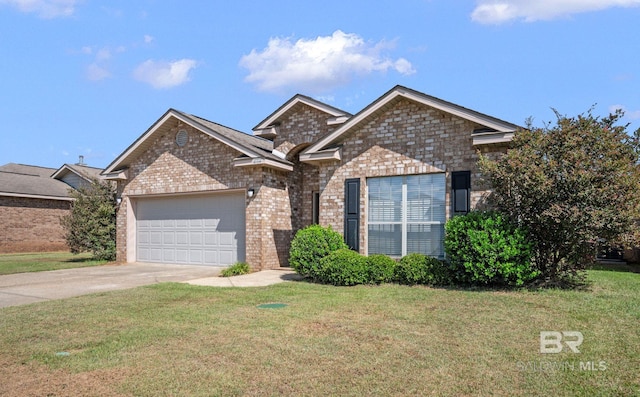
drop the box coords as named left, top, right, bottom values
left=0, top=196, right=70, bottom=253
left=314, top=98, right=507, bottom=253
left=273, top=103, right=340, bottom=155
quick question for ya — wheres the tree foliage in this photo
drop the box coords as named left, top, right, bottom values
left=479, top=109, right=640, bottom=283
left=61, top=179, right=117, bottom=261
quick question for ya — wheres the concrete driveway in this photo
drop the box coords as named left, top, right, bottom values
left=0, top=263, right=223, bottom=309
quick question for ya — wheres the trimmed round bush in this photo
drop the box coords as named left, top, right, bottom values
left=367, top=254, right=397, bottom=284
left=289, top=224, right=348, bottom=280
left=317, top=248, right=369, bottom=286
left=395, top=253, right=450, bottom=285
left=444, top=211, right=537, bottom=287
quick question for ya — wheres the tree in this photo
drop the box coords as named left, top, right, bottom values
left=479, top=109, right=640, bottom=284
left=61, top=179, right=117, bottom=261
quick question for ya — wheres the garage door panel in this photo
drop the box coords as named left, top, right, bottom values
left=163, top=249, right=175, bottom=262
left=204, top=251, right=217, bottom=263
left=176, top=232, right=189, bottom=245
left=163, top=232, right=174, bottom=244
left=219, top=250, right=235, bottom=265
left=150, top=248, right=162, bottom=261
left=150, top=232, right=162, bottom=244
left=138, top=248, right=150, bottom=261
left=189, top=232, right=203, bottom=245
left=219, top=232, right=235, bottom=247
left=189, top=250, right=203, bottom=263
left=204, top=232, right=217, bottom=246
left=136, top=193, right=245, bottom=266
left=176, top=249, right=189, bottom=262
left=138, top=232, right=149, bottom=244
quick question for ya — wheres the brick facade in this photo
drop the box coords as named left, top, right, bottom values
left=111, top=86, right=513, bottom=269
left=115, top=120, right=291, bottom=270
left=315, top=98, right=502, bottom=252
left=0, top=197, right=70, bottom=253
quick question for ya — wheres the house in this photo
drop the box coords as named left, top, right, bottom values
left=102, top=85, right=519, bottom=269
left=0, top=159, right=103, bottom=253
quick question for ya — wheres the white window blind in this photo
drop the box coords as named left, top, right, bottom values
left=368, top=174, right=445, bottom=257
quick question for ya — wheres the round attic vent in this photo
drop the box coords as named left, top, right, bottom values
left=176, top=129, right=188, bottom=147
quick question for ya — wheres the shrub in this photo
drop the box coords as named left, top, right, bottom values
left=395, top=253, right=451, bottom=286
left=220, top=262, right=251, bottom=277
left=444, top=211, right=537, bottom=287
left=479, top=110, right=640, bottom=284
left=61, top=179, right=116, bottom=261
left=316, top=249, right=369, bottom=286
left=289, top=225, right=348, bottom=280
left=367, top=254, right=396, bottom=284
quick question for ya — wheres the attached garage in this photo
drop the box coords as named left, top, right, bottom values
left=135, top=192, right=245, bottom=266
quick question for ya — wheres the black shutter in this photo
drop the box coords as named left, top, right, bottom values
left=452, top=171, right=471, bottom=215
left=344, top=178, right=360, bottom=251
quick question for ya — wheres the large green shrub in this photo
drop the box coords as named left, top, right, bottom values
left=61, top=179, right=117, bottom=261
left=479, top=110, right=640, bottom=284
left=317, top=249, right=370, bottom=286
left=394, top=253, right=451, bottom=286
left=444, top=211, right=537, bottom=287
left=366, top=254, right=397, bottom=284
left=289, top=225, right=348, bottom=280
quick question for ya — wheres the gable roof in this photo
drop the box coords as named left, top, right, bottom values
left=0, top=163, right=73, bottom=201
left=300, top=85, right=521, bottom=162
left=102, top=108, right=293, bottom=177
left=51, top=163, right=104, bottom=182
left=252, top=94, right=352, bottom=138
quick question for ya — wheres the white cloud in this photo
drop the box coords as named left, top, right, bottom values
left=610, top=104, right=640, bottom=120
left=133, top=59, right=198, bottom=89
left=239, top=30, right=415, bottom=93
left=86, top=63, right=110, bottom=81
left=472, top=0, right=640, bottom=24
left=0, top=0, right=80, bottom=18
left=144, top=35, right=154, bottom=44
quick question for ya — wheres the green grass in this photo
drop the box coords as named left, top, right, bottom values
left=0, top=252, right=107, bottom=275
left=0, top=269, right=638, bottom=396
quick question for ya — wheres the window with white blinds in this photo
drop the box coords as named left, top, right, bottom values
left=368, top=174, right=445, bottom=257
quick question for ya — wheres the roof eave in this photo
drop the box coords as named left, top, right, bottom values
left=299, top=147, right=342, bottom=164
left=103, top=109, right=264, bottom=175
left=232, top=157, right=294, bottom=172
left=104, top=169, right=129, bottom=180
left=472, top=131, right=515, bottom=145
left=253, top=95, right=351, bottom=131
left=0, top=192, right=74, bottom=201
left=303, top=85, right=521, bottom=155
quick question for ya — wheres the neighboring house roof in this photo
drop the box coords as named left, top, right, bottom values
left=300, top=85, right=522, bottom=163
left=0, top=163, right=74, bottom=201
left=252, top=94, right=352, bottom=138
left=102, top=108, right=293, bottom=178
left=51, top=163, right=104, bottom=189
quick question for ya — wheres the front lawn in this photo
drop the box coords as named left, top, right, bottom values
left=0, top=252, right=107, bottom=275
left=0, top=268, right=638, bottom=396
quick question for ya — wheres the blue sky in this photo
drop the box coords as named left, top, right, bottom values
left=0, top=0, right=638, bottom=169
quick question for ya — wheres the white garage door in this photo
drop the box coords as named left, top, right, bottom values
left=136, top=192, right=245, bottom=266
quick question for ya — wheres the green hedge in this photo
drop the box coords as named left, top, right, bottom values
left=444, top=211, right=538, bottom=286
left=394, top=253, right=452, bottom=286
left=289, top=225, right=348, bottom=281
left=317, top=249, right=370, bottom=286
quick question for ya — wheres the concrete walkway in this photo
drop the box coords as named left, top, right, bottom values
left=185, top=269, right=302, bottom=287
left=0, top=263, right=300, bottom=309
